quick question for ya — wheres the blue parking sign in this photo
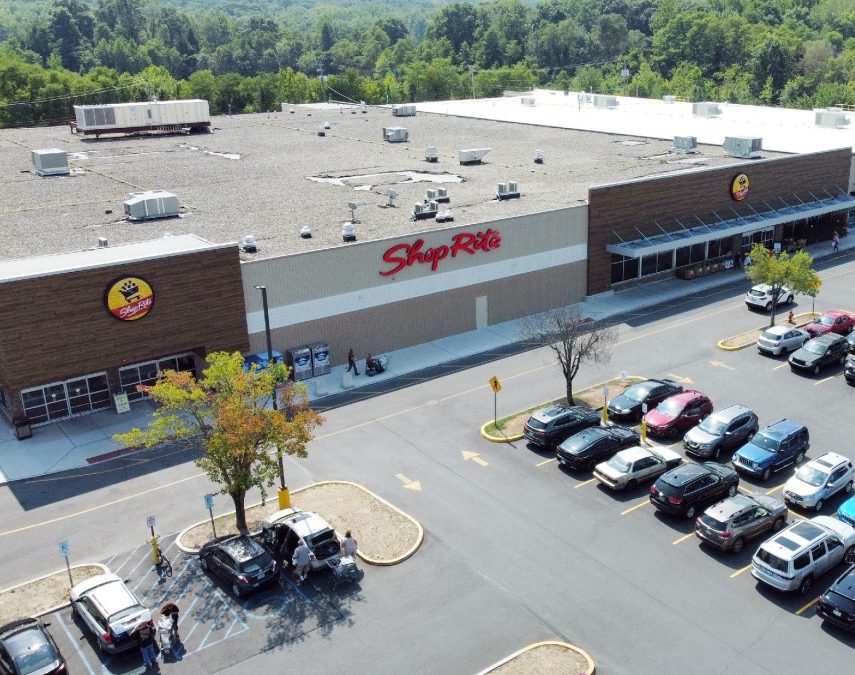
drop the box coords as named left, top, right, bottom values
left=204, top=494, right=214, bottom=509
left=59, top=540, right=70, bottom=557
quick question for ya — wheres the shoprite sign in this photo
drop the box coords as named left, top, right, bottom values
left=730, top=173, right=750, bottom=201
left=105, top=275, right=155, bottom=321
left=380, top=229, right=502, bottom=277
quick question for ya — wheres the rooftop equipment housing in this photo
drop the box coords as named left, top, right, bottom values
left=814, top=108, right=849, bottom=128
left=592, top=95, right=617, bottom=108
left=31, top=149, right=70, bottom=176
left=123, top=190, right=180, bottom=221
left=71, top=99, right=210, bottom=137
left=692, top=102, right=721, bottom=117
left=497, top=181, right=520, bottom=200
left=425, top=146, right=439, bottom=162
left=242, top=235, right=257, bottom=253
left=392, top=104, right=416, bottom=117
left=521, top=97, right=536, bottom=106
left=459, top=148, right=491, bottom=165
left=382, top=127, right=408, bottom=143
left=672, top=136, right=698, bottom=153
left=413, top=201, right=439, bottom=220
left=723, top=136, right=763, bottom=159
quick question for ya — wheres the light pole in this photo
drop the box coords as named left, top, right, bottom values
left=468, top=66, right=478, bottom=99
left=255, top=285, right=290, bottom=508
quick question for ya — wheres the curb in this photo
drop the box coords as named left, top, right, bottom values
left=480, top=421, right=523, bottom=443
left=717, top=313, right=818, bottom=351
left=477, top=640, right=595, bottom=675
left=175, top=480, right=424, bottom=566
left=0, top=562, right=110, bottom=619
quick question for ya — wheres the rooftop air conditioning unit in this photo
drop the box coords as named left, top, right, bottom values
left=123, top=190, right=180, bottom=221
left=342, top=223, right=357, bottom=242
left=426, top=189, right=437, bottom=201
left=317, top=125, right=326, bottom=136
left=692, top=102, right=721, bottom=117
left=412, top=201, right=438, bottom=220
left=534, top=149, right=544, bottom=164
left=392, top=104, right=416, bottom=117
left=497, top=181, right=520, bottom=200
left=673, top=136, right=698, bottom=153
left=592, top=95, right=617, bottom=108
left=435, top=187, right=450, bottom=203
left=32, top=148, right=70, bottom=176
left=723, top=136, right=762, bottom=159
left=382, top=126, right=408, bottom=142
left=459, top=148, right=490, bottom=165
left=242, top=235, right=257, bottom=253
left=97, top=237, right=109, bottom=248
left=425, top=146, right=439, bottom=162
left=436, top=210, right=454, bottom=223
left=814, top=108, right=849, bottom=128
left=521, top=97, right=535, bottom=106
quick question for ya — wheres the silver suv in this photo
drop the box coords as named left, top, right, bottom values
left=70, top=573, right=152, bottom=654
left=695, top=493, right=787, bottom=553
left=751, top=516, right=855, bottom=594
left=261, top=508, right=342, bottom=573
left=683, top=404, right=759, bottom=460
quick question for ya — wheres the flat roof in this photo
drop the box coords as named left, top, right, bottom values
left=0, top=233, right=224, bottom=282
left=0, top=95, right=789, bottom=262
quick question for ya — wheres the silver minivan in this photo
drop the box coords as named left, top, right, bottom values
left=751, top=516, right=855, bottom=594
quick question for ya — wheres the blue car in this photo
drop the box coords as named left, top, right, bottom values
left=731, top=418, right=810, bottom=482
left=839, top=496, right=855, bottom=528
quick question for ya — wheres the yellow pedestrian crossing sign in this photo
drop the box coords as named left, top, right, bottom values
left=489, top=376, right=502, bottom=393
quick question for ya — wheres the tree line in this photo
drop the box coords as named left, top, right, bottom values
left=1, top=0, right=854, bottom=127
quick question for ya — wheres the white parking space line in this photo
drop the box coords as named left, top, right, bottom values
left=112, top=543, right=144, bottom=576
left=621, top=499, right=650, bottom=515
left=535, top=457, right=556, bottom=467
left=574, top=478, right=597, bottom=489
left=672, top=532, right=695, bottom=545
left=795, top=597, right=819, bottom=616
left=53, top=611, right=97, bottom=675
left=773, top=363, right=789, bottom=371
left=730, top=564, right=752, bottom=579
left=766, top=483, right=786, bottom=495
left=197, top=616, right=249, bottom=653
left=814, top=375, right=835, bottom=385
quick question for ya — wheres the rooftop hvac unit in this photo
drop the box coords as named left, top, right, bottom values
left=497, top=181, right=520, bottom=200
left=723, top=136, right=762, bottom=159
left=521, top=96, right=536, bottom=106
left=242, top=235, right=257, bottom=253
left=435, top=187, right=450, bottom=203
left=814, top=109, right=849, bottom=128
left=426, top=189, right=437, bottom=201
left=534, top=149, right=544, bottom=164
left=459, top=148, right=491, bottom=165
left=412, top=201, right=438, bottom=220
left=392, top=104, right=416, bottom=117
left=317, top=126, right=326, bottom=136
left=692, top=102, right=721, bottom=117
left=123, top=190, right=179, bottom=221
left=673, top=136, right=698, bottom=153
left=592, top=95, right=618, bottom=108
left=425, top=146, right=439, bottom=162
left=32, top=148, right=69, bottom=176
left=342, top=222, right=357, bottom=242
left=436, top=210, right=454, bottom=223
left=97, top=237, right=109, bottom=248
left=382, top=126, right=408, bottom=142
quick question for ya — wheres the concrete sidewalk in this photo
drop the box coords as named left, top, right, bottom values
left=1, top=235, right=851, bottom=485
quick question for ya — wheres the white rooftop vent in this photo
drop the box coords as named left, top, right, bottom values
left=592, top=95, right=617, bottom=108
left=324, top=120, right=331, bottom=129
left=392, top=104, right=416, bottom=117
left=534, top=149, right=544, bottom=164
left=360, top=102, right=367, bottom=113
left=342, top=222, right=357, bottom=242
left=347, top=201, right=359, bottom=223
left=435, top=187, right=449, bottom=203
left=32, top=148, right=69, bottom=176
left=723, top=136, right=762, bottom=158
left=385, top=190, right=398, bottom=207
left=300, top=225, right=312, bottom=239
left=673, top=136, right=698, bottom=153
left=97, top=237, right=109, bottom=248
left=242, top=235, right=257, bottom=253
left=426, top=188, right=437, bottom=201
left=521, top=96, right=536, bottom=106
left=317, top=125, right=326, bottom=136
left=425, top=146, right=439, bottom=162
left=436, top=210, right=454, bottom=223
left=814, top=108, right=849, bottom=128
left=459, top=148, right=491, bottom=165
left=123, top=190, right=179, bottom=221
left=413, top=201, right=438, bottom=220
left=497, top=181, right=520, bottom=200
left=692, top=102, right=721, bottom=117
left=382, top=126, right=408, bottom=142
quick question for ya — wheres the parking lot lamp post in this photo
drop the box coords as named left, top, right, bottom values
left=255, top=285, right=290, bottom=508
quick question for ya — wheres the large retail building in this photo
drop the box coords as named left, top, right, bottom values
left=1, top=90, right=853, bottom=428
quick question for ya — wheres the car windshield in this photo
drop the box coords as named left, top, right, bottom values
left=606, top=454, right=632, bottom=472
left=624, top=383, right=654, bottom=403
left=239, top=552, right=273, bottom=574
left=795, top=465, right=828, bottom=487
left=756, top=548, right=788, bottom=573
left=9, top=637, right=56, bottom=674
left=802, top=341, right=826, bottom=355
left=760, top=330, right=781, bottom=341
left=750, top=432, right=780, bottom=452
left=815, top=315, right=835, bottom=326
left=698, top=415, right=727, bottom=435
left=656, top=398, right=684, bottom=416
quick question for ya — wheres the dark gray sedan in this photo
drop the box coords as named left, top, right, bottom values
left=695, top=493, right=788, bottom=553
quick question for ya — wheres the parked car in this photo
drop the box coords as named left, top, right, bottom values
left=594, top=445, right=683, bottom=490
left=695, top=493, right=788, bottom=553
left=642, top=390, right=712, bottom=438
left=523, top=404, right=601, bottom=449
left=817, top=564, right=855, bottom=632
left=607, top=379, right=684, bottom=422
left=649, top=462, right=739, bottom=519
left=844, top=354, right=855, bottom=384
left=757, top=325, right=809, bottom=356
left=70, top=573, right=152, bottom=654
left=783, top=452, right=854, bottom=512
left=788, top=333, right=849, bottom=374
left=838, top=496, right=855, bottom=529
left=683, top=404, right=759, bottom=460
left=804, top=310, right=855, bottom=337
left=732, top=418, right=809, bottom=482
left=0, top=618, right=66, bottom=675
left=555, top=426, right=640, bottom=470
left=745, top=284, right=794, bottom=312
left=751, top=516, right=855, bottom=594
left=198, top=535, right=278, bottom=597
left=846, top=329, right=855, bottom=354
left=260, top=508, right=342, bottom=573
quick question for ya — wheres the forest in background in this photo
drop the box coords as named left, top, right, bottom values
left=0, top=0, right=854, bottom=127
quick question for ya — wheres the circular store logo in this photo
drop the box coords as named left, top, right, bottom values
left=731, top=173, right=750, bottom=201
left=105, top=276, right=155, bottom=321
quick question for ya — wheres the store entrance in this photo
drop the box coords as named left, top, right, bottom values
left=20, top=373, right=111, bottom=425
left=119, top=352, right=198, bottom=401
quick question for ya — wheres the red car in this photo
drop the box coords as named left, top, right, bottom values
left=642, top=390, right=713, bottom=438
left=804, top=310, right=855, bottom=337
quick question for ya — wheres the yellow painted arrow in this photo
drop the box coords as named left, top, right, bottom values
left=395, top=473, right=422, bottom=491
left=666, top=373, right=694, bottom=384
left=708, top=360, right=736, bottom=371
left=462, top=450, right=489, bottom=467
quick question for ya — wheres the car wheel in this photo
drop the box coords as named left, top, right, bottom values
left=761, top=467, right=771, bottom=481
left=727, top=484, right=738, bottom=497
left=795, top=451, right=805, bottom=465
left=773, top=516, right=786, bottom=531
left=765, top=302, right=772, bottom=311
left=845, top=481, right=853, bottom=495
left=684, top=504, right=697, bottom=520
left=798, top=575, right=813, bottom=595
left=732, top=537, right=745, bottom=554
left=625, top=479, right=637, bottom=490
left=814, top=499, right=824, bottom=512
left=232, top=582, right=242, bottom=598
left=845, top=546, right=855, bottom=564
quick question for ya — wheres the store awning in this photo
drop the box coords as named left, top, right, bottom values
left=605, top=191, right=855, bottom=258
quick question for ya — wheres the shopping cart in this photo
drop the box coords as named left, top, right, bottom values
left=327, top=555, right=359, bottom=589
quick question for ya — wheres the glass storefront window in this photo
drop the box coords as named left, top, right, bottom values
left=20, top=371, right=111, bottom=425
left=119, top=353, right=198, bottom=401
left=610, top=254, right=639, bottom=284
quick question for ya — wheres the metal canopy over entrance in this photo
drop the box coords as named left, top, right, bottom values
left=606, top=190, right=855, bottom=258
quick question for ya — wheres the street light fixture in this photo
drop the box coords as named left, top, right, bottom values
left=255, top=285, right=290, bottom=508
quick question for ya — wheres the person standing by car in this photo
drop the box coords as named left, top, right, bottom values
left=832, top=230, right=840, bottom=253
left=292, top=540, right=314, bottom=582
left=161, top=602, right=179, bottom=642
left=135, top=620, right=157, bottom=669
left=346, top=348, right=359, bottom=376
left=341, top=530, right=358, bottom=557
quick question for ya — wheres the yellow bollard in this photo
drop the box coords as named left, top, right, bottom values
left=640, top=419, right=648, bottom=445
left=602, top=401, right=609, bottom=425
left=150, top=534, right=161, bottom=565
left=278, top=487, right=291, bottom=509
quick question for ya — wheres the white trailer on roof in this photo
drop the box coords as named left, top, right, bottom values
left=70, top=99, right=210, bottom=137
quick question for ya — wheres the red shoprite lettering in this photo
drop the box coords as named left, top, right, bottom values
left=380, top=229, right=501, bottom=277
left=115, top=296, right=153, bottom=319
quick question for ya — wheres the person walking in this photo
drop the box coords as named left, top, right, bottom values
left=832, top=230, right=840, bottom=253
left=346, top=348, right=359, bottom=375
left=161, top=602, right=179, bottom=643
left=292, top=540, right=314, bottom=582
left=341, top=530, right=358, bottom=557
left=136, top=620, right=157, bottom=669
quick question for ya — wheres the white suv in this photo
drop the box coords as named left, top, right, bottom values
left=70, top=573, right=152, bottom=654
left=745, top=284, right=794, bottom=312
left=783, top=452, right=854, bottom=512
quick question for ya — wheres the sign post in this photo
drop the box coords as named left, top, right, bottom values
left=59, top=540, right=73, bottom=588
left=488, top=376, right=502, bottom=428
left=602, top=385, right=609, bottom=425
left=204, top=493, right=217, bottom=538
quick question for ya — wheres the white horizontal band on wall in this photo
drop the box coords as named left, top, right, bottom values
left=247, top=243, right=587, bottom=332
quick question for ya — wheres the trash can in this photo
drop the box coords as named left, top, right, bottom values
left=13, top=417, right=33, bottom=441
left=310, top=342, right=330, bottom=376
left=287, top=346, right=312, bottom=381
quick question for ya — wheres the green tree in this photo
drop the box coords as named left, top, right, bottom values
left=115, top=352, right=323, bottom=533
left=744, top=243, right=820, bottom=326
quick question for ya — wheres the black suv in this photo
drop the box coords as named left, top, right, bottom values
left=607, top=379, right=683, bottom=422
left=817, top=563, right=855, bottom=632
left=683, top=404, right=759, bottom=460
left=789, top=333, right=848, bottom=374
left=199, top=535, right=278, bottom=597
left=556, top=426, right=640, bottom=470
left=649, top=462, right=739, bottom=519
left=523, top=404, right=600, bottom=449
left=845, top=354, right=855, bottom=384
